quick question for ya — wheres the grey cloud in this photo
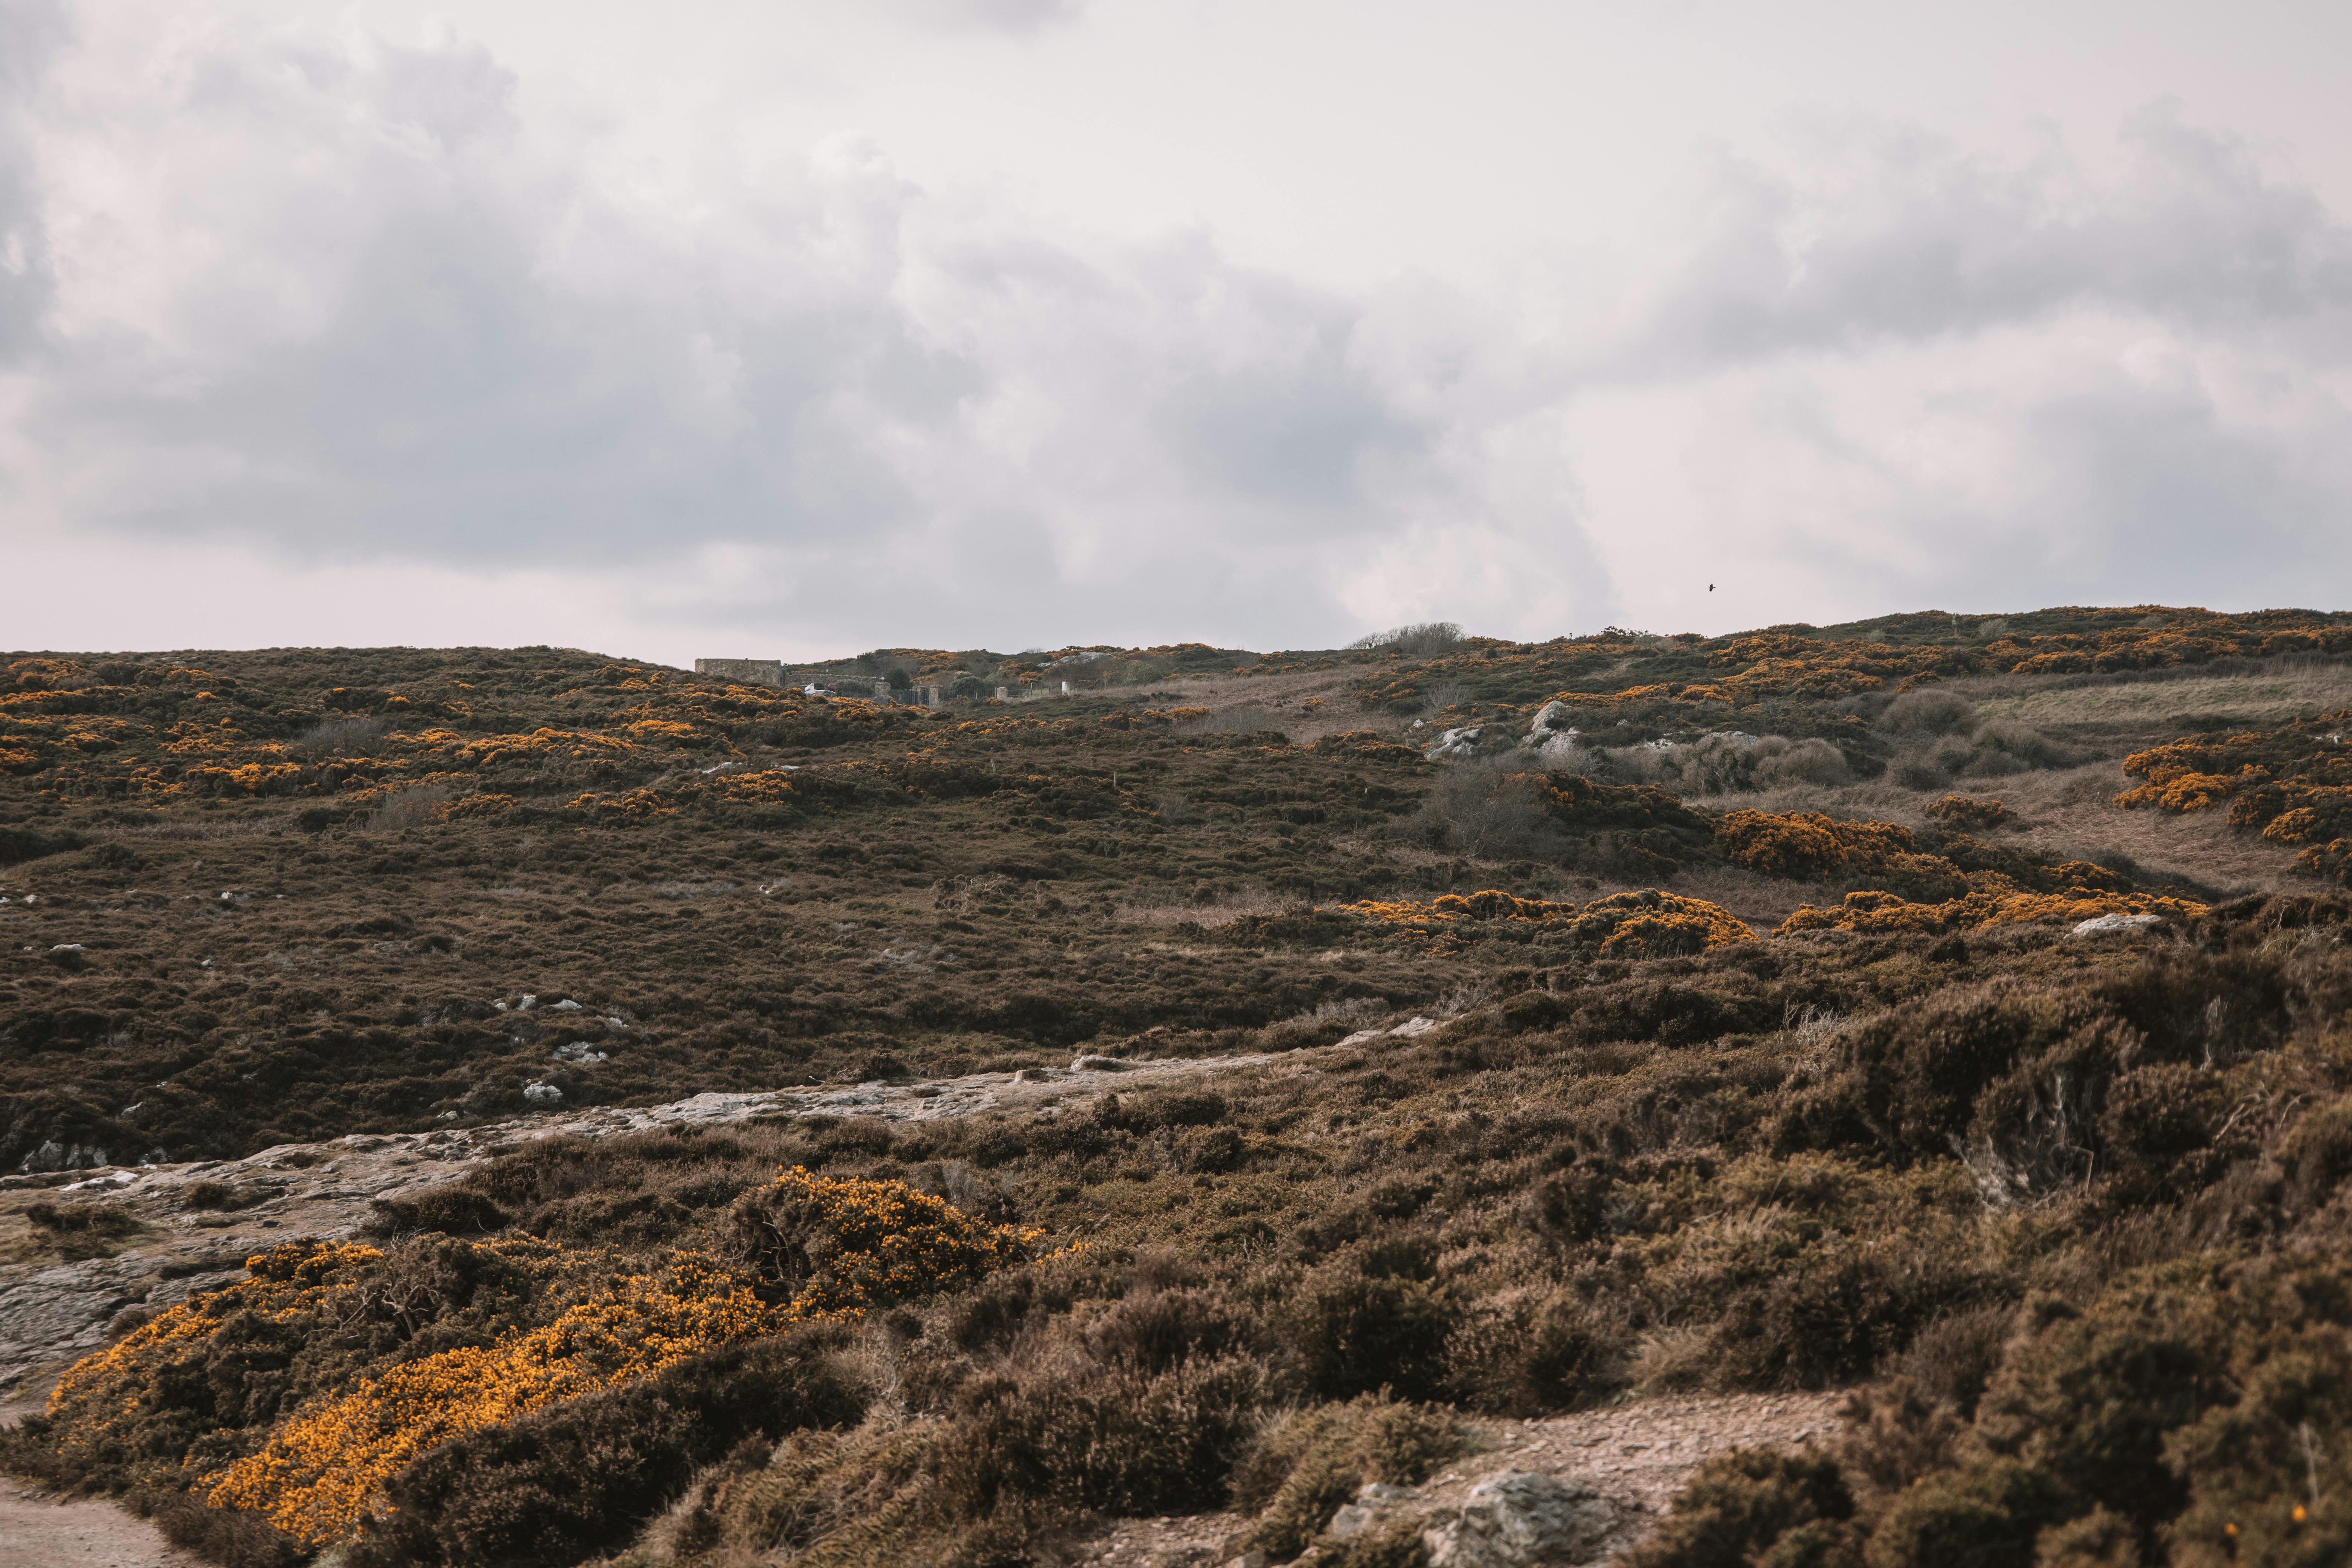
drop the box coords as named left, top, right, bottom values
left=23, top=20, right=1462, bottom=651
left=53, top=199, right=971, bottom=562
left=1759, top=372, right=2348, bottom=618
left=0, top=0, right=66, bottom=363
left=1622, top=105, right=2352, bottom=377
left=882, top=0, right=1086, bottom=38
left=1157, top=314, right=1428, bottom=515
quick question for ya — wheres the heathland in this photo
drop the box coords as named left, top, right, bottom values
left=3, top=604, right=2352, bottom=1568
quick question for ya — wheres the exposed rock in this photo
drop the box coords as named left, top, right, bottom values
left=1526, top=700, right=1575, bottom=736
left=1424, top=1470, right=1628, bottom=1568
left=1329, top=1481, right=1418, bottom=1538
left=2070, top=912, right=2167, bottom=937
left=1426, top=726, right=1482, bottom=760
left=523, top=1081, right=563, bottom=1105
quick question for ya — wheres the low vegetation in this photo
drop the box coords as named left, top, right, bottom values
left=6, top=607, right=2352, bottom=1567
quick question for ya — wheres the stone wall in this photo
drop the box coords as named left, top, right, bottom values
left=693, top=658, right=785, bottom=687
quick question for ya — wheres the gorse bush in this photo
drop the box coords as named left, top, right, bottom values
left=9, top=624, right=2352, bottom=1567
left=14, top=1170, right=1051, bottom=1555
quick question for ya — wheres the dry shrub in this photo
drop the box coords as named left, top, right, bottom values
left=1925, top=795, right=2013, bottom=831
left=367, top=784, right=455, bottom=831
left=1622, top=1448, right=1858, bottom=1568
left=1289, top=1243, right=1458, bottom=1401
left=182, top=1180, right=270, bottom=1212
left=1411, top=765, right=1562, bottom=859
left=1605, top=733, right=1854, bottom=796
left=361, top=1189, right=512, bottom=1237
left=1233, top=1394, right=1459, bottom=1559
left=23, top=1199, right=141, bottom=1258
left=1445, top=1289, right=1619, bottom=1413
left=1883, top=690, right=1977, bottom=736
left=1349, top=622, right=1465, bottom=658
left=936, top=1353, right=1264, bottom=1520
left=292, top=715, right=391, bottom=760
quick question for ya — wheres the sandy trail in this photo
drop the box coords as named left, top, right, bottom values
left=0, top=1473, right=204, bottom=1568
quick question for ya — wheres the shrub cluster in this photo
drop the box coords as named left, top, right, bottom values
left=2117, top=711, right=2352, bottom=884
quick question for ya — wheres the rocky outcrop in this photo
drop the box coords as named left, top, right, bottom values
left=1424, top=1470, right=1631, bottom=1566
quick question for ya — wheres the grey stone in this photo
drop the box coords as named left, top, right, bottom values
left=1426, top=725, right=1482, bottom=760
left=1424, top=1470, right=1626, bottom=1567
left=1527, top=700, right=1575, bottom=735
left=2070, top=912, right=2167, bottom=937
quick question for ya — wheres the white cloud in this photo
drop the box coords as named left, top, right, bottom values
left=4, top=4, right=2352, bottom=663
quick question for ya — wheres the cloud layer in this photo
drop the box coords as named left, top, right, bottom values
left=5, top=5, right=2352, bottom=661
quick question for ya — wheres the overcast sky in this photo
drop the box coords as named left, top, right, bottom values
left=5, top=0, right=2351, bottom=662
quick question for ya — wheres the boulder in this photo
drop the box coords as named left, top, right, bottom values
left=1426, top=726, right=1482, bottom=760
left=2070, top=912, right=2167, bottom=937
left=1527, top=700, right=1575, bottom=736
left=1424, top=1471, right=1626, bottom=1568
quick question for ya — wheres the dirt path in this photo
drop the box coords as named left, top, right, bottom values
left=0, top=1473, right=203, bottom=1568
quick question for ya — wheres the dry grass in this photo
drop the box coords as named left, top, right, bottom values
left=1961, top=661, right=2352, bottom=737
left=1970, top=763, right=2299, bottom=896
left=1113, top=887, right=1291, bottom=927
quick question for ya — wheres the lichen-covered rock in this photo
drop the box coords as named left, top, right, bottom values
left=1424, top=1470, right=1626, bottom=1568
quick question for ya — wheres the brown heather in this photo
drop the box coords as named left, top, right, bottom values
left=5, top=611, right=2352, bottom=1568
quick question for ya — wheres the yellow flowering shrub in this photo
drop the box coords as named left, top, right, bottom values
left=713, top=770, right=796, bottom=805
left=725, top=1166, right=1053, bottom=1315
left=206, top=1249, right=780, bottom=1547
left=32, top=1172, right=1051, bottom=1553
left=40, top=1242, right=392, bottom=1480
left=1716, top=809, right=1934, bottom=882
left=1571, top=889, right=1757, bottom=957
left=1779, top=885, right=2207, bottom=935
left=2115, top=714, right=2352, bottom=882
left=1923, top=795, right=2012, bottom=831
left=566, top=788, right=677, bottom=819
left=1337, top=888, right=1752, bottom=958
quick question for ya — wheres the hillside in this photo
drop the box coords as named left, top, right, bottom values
left=3, top=608, right=2352, bottom=1568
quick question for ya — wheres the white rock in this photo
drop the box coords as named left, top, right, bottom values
left=1335, top=1028, right=1388, bottom=1049
left=517, top=994, right=538, bottom=1010
left=1389, top=1017, right=1438, bottom=1037
left=2071, top=912, right=2167, bottom=937
left=1072, top=1054, right=1128, bottom=1072
left=50, top=943, right=84, bottom=953
left=1426, top=725, right=1482, bottom=760
left=1527, top=700, right=1575, bottom=735
left=552, top=998, right=583, bottom=1011
left=523, top=1082, right=563, bottom=1105
left=1425, top=1471, right=1625, bottom=1568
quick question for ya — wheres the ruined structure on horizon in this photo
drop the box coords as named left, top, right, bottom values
left=692, top=658, right=786, bottom=687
